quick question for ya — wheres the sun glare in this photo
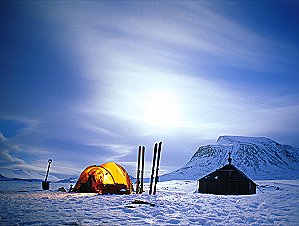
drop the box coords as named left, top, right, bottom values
left=143, top=91, right=181, bottom=128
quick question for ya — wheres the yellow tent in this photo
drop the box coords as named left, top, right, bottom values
left=73, top=162, right=133, bottom=194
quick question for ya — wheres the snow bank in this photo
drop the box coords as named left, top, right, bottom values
left=0, top=180, right=298, bottom=225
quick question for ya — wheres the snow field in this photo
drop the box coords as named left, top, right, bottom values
left=0, top=180, right=298, bottom=225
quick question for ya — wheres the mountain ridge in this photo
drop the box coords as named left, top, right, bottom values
left=160, top=136, right=299, bottom=181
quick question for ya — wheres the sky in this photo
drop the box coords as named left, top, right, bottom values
left=1, top=0, right=299, bottom=179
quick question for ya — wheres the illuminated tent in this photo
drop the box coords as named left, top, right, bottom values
left=73, top=162, right=133, bottom=194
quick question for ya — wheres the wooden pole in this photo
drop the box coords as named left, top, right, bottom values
left=140, top=145, right=145, bottom=193
left=149, top=143, right=157, bottom=195
left=136, top=145, right=141, bottom=194
left=153, top=142, right=162, bottom=195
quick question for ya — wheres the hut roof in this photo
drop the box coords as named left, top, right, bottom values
left=198, top=163, right=256, bottom=185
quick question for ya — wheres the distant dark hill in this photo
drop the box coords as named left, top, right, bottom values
left=161, top=136, right=299, bottom=181
left=0, top=173, right=42, bottom=182
left=55, top=178, right=78, bottom=183
left=0, top=173, right=10, bottom=181
left=0, top=168, right=61, bottom=182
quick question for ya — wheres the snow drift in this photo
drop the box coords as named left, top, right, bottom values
left=0, top=180, right=298, bottom=225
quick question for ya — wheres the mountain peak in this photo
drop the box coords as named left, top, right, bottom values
left=216, top=135, right=275, bottom=145
left=161, top=136, right=299, bottom=181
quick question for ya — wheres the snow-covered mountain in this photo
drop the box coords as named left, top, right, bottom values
left=0, top=168, right=60, bottom=182
left=161, top=136, right=299, bottom=181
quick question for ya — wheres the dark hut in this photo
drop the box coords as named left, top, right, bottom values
left=197, top=153, right=256, bottom=195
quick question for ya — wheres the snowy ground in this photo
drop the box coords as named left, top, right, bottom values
left=0, top=180, right=298, bottom=225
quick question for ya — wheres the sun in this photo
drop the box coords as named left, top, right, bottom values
left=143, top=91, right=181, bottom=128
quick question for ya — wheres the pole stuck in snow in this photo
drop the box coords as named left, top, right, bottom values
left=149, top=143, right=158, bottom=195
left=136, top=146, right=141, bottom=194
left=140, top=146, right=145, bottom=193
left=42, top=159, right=52, bottom=190
left=136, top=145, right=146, bottom=194
left=153, top=141, right=162, bottom=195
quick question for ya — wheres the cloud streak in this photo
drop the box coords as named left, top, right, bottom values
left=40, top=0, right=299, bottom=170
left=1, top=1, right=298, bottom=177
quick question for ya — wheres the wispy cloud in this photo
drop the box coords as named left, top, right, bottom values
left=87, top=142, right=134, bottom=161
left=0, top=148, right=26, bottom=165
left=49, top=1, right=295, bottom=79
left=0, top=131, right=50, bottom=165
left=79, top=121, right=119, bottom=138
left=1, top=1, right=298, bottom=178
left=40, top=0, right=299, bottom=145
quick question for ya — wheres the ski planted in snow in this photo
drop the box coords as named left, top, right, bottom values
left=135, top=145, right=141, bottom=194
left=153, top=141, right=162, bottom=195
left=136, top=145, right=145, bottom=194
left=149, top=142, right=158, bottom=195
left=140, top=145, right=145, bottom=193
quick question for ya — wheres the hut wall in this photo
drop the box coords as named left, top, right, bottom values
left=198, top=179, right=256, bottom=195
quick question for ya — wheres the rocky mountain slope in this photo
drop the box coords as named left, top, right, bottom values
left=161, top=136, right=299, bottom=181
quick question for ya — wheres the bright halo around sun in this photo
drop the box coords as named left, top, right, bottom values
left=143, top=91, right=181, bottom=128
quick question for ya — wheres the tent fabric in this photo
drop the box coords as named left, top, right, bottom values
left=73, top=162, right=133, bottom=194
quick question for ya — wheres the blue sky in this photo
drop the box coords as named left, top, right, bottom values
left=1, top=1, right=299, bottom=179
